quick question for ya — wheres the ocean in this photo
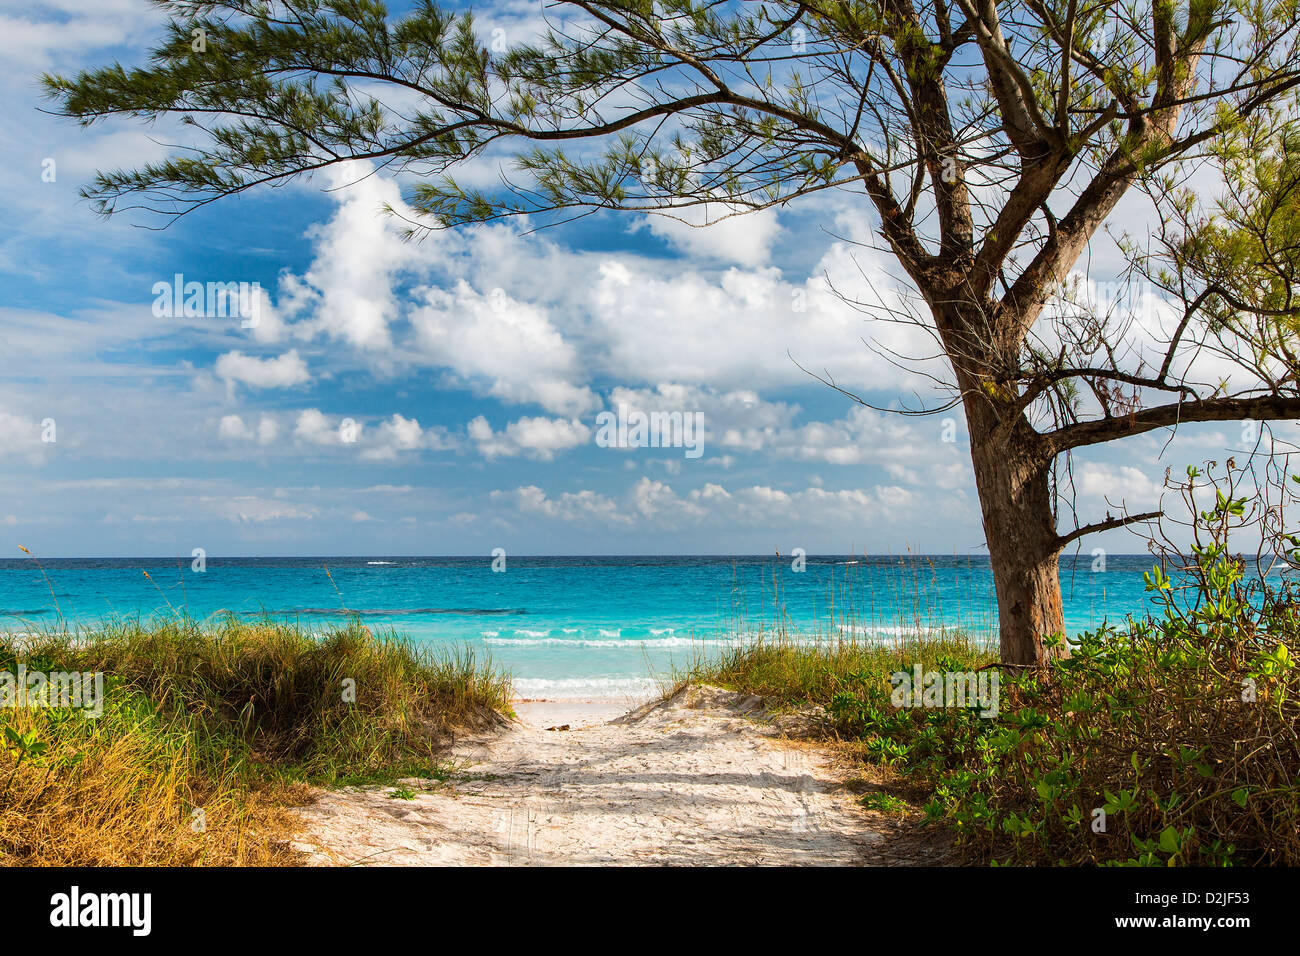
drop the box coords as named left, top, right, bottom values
left=0, top=554, right=1160, bottom=698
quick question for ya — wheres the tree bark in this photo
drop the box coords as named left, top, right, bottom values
left=964, top=391, right=1065, bottom=667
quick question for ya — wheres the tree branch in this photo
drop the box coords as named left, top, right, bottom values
left=1058, top=509, right=1162, bottom=548
left=1044, top=394, right=1300, bottom=457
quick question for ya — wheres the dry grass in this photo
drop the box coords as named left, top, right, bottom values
left=0, top=703, right=305, bottom=866
left=0, top=617, right=513, bottom=865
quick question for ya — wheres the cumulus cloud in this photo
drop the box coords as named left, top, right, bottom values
left=606, top=384, right=798, bottom=441
left=217, top=413, right=279, bottom=445
left=636, top=204, right=782, bottom=267
left=491, top=485, right=631, bottom=525
left=215, top=350, right=309, bottom=390
left=412, top=282, right=598, bottom=416
left=632, top=476, right=703, bottom=519
left=243, top=285, right=290, bottom=345
left=361, top=413, right=456, bottom=460
left=366, top=413, right=423, bottom=457
left=293, top=408, right=353, bottom=446
left=1077, top=463, right=1165, bottom=508
left=598, top=385, right=969, bottom=485
left=248, top=163, right=947, bottom=409
left=755, top=405, right=938, bottom=467
left=153, top=162, right=955, bottom=451
left=469, top=415, right=591, bottom=460
left=491, top=476, right=934, bottom=532
left=275, top=163, right=426, bottom=350
left=1034, top=268, right=1284, bottom=406
left=217, top=409, right=457, bottom=460
left=583, top=249, right=935, bottom=395
left=0, top=0, right=158, bottom=70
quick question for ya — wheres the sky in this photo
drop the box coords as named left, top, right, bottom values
left=0, top=0, right=1271, bottom=558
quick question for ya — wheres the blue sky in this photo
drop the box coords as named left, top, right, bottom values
left=0, top=0, right=1260, bottom=558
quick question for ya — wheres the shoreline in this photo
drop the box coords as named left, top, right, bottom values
left=511, top=694, right=652, bottom=728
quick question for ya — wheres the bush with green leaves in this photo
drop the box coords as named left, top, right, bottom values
left=909, top=460, right=1300, bottom=865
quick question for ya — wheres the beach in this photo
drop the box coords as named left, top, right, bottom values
left=291, top=685, right=929, bottom=866
left=512, top=696, right=640, bottom=728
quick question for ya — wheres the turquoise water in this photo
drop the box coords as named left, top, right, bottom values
left=0, top=555, right=1157, bottom=697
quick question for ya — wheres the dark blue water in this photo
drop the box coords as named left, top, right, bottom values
left=0, top=554, right=1156, bottom=696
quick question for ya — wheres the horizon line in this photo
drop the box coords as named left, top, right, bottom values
left=0, top=551, right=1159, bottom=561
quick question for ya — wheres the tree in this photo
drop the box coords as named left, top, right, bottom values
left=43, top=0, right=1300, bottom=666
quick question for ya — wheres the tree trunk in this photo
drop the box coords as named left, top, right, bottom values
left=965, top=399, right=1066, bottom=667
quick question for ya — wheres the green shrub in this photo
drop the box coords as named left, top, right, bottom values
left=919, top=461, right=1300, bottom=865
left=684, top=459, right=1300, bottom=866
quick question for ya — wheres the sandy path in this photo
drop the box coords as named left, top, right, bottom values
left=294, top=685, right=887, bottom=866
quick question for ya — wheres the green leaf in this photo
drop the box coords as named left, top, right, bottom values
left=1158, top=826, right=1181, bottom=854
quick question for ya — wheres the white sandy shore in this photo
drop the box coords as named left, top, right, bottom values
left=512, top=696, right=642, bottom=728
left=293, top=685, right=901, bottom=866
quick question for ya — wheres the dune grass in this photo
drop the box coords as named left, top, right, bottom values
left=0, top=616, right=513, bottom=866
left=666, top=632, right=994, bottom=707
left=668, top=547, right=998, bottom=709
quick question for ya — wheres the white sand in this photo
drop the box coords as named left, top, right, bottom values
left=293, top=685, right=890, bottom=866
left=512, top=696, right=639, bottom=728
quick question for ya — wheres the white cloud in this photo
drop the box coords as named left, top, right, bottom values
left=220, top=410, right=452, bottom=459
left=243, top=285, right=289, bottom=345
left=1077, top=463, right=1164, bottom=508
left=218, top=413, right=280, bottom=445
left=607, top=385, right=798, bottom=439
left=759, top=405, right=939, bottom=468
left=469, top=415, right=591, bottom=460
left=203, top=495, right=318, bottom=524
left=0, top=409, right=48, bottom=463
left=412, top=282, right=598, bottom=416
left=584, top=243, right=937, bottom=395
left=256, top=169, right=944, bottom=411
left=294, top=409, right=352, bottom=446
left=491, top=484, right=632, bottom=524
left=0, top=1, right=158, bottom=70
left=637, top=204, right=782, bottom=267
left=361, top=413, right=455, bottom=460
left=491, top=476, right=939, bottom=532
left=277, top=163, right=426, bottom=350
left=256, top=415, right=280, bottom=445
left=632, top=476, right=704, bottom=519
left=600, top=385, right=969, bottom=482
left=367, top=413, right=423, bottom=456
left=215, top=350, right=309, bottom=390
left=218, top=414, right=250, bottom=441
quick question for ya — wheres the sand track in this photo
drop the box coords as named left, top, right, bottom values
left=294, top=685, right=890, bottom=866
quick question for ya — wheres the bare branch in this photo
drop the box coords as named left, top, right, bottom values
left=1057, top=510, right=1162, bottom=549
